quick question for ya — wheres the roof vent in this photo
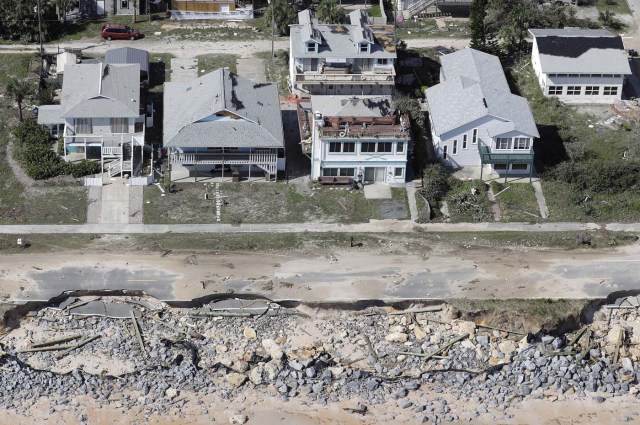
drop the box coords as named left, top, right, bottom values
left=186, top=87, right=192, bottom=92
left=482, top=98, right=487, bottom=108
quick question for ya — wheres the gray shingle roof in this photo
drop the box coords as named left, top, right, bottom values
left=311, top=95, right=393, bottom=117
left=105, top=47, right=149, bottom=74
left=37, top=62, right=140, bottom=124
left=163, top=68, right=284, bottom=148
left=425, top=48, right=539, bottom=138
left=37, top=105, right=63, bottom=125
left=290, top=9, right=395, bottom=59
left=529, top=28, right=631, bottom=75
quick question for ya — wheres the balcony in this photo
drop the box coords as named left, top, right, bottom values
left=320, top=125, right=409, bottom=139
left=294, top=68, right=396, bottom=84
left=478, top=140, right=533, bottom=164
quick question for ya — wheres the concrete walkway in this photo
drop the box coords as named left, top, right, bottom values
left=100, top=179, right=130, bottom=224
left=364, top=183, right=392, bottom=199
left=406, top=183, right=419, bottom=222
left=170, top=58, right=198, bottom=82
left=0, top=220, right=636, bottom=235
left=532, top=181, right=549, bottom=219
left=236, top=58, right=266, bottom=83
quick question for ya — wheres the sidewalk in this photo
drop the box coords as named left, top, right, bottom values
left=0, top=220, right=629, bottom=235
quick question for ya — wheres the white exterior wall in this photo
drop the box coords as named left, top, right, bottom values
left=431, top=117, right=534, bottom=174
left=310, top=120, right=409, bottom=183
left=432, top=116, right=495, bottom=168
left=67, top=117, right=134, bottom=136
left=531, top=39, right=625, bottom=104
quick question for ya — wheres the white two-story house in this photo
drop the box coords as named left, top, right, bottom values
left=37, top=62, right=151, bottom=180
left=289, top=9, right=397, bottom=97
left=425, top=48, right=539, bottom=179
left=297, top=95, right=410, bottom=184
left=529, top=28, right=631, bottom=104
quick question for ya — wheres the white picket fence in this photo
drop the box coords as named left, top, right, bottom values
left=83, top=174, right=103, bottom=186
left=130, top=175, right=154, bottom=186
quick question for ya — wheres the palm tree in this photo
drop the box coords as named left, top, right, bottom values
left=316, top=0, right=345, bottom=24
left=6, top=77, right=35, bottom=122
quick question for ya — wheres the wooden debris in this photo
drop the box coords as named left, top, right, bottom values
left=613, top=327, right=624, bottom=364
left=31, top=334, right=82, bottom=348
left=130, top=310, right=146, bottom=355
left=397, top=351, right=448, bottom=360
left=190, top=312, right=252, bottom=318
left=18, top=343, right=80, bottom=353
left=149, top=315, right=204, bottom=340
left=55, top=335, right=101, bottom=359
left=476, top=324, right=525, bottom=336
left=388, top=307, right=442, bottom=316
left=567, top=327, right=588, bottom=348
left=419, top=333, right=469, bottom=362
left=363, top=335, right=378, bottom=359
left=544, top=350, right=577, bottom=357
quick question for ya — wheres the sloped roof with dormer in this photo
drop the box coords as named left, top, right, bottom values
left=290, top=9, right=396, bottom=60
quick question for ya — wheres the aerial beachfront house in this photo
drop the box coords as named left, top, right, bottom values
left=425, top=48, right=539, bottom=178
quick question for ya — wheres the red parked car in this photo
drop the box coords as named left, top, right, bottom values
left=100, top=23, right=140, bottom=41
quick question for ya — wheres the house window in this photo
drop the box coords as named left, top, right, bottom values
left=394, top=167, right=404, bottom=178
left=472, top=129, right=478, bottom=144
left=343, top=142, right=355, bottom=153
left=585, top=86, right=599, bottom=95
left=548, top=86, right=563, bottom=95
left=452, top=140, right=458, bottom=155
left=339, top=168, right=355, bottom=177
left=511, top=164, right=529, bottom=171
left=495, top=138, right=511, bottom=150
left=377, top=58, right=388, bottom=65
left=566, top=86, right=581, bottom=95
left=493, top=163, right=507, bottom=170
left=603, top=86, right=618, bottom=96
left=361, top=142, right=376, bottom=153
left=75, top=118, right=92, bottom=134
left=322, top=168, right=338, bottom=177
left=378, top=142, right=392, bottom=153
left=329, top=142, right=342, bottom=153
left=513, top=138, right=530, bottom=150
left=121, top=0, right=129, bottom=8
left=462, top=134, right=468, bottom=149
left=359, top=43, right=368, bottom=53
left=111, top=118, right=128, bottom=133
left=307, top=43, right=315, bottom=53
left=443, top=145, right=448, bottom=160
left=396, top=142, right=404, bottom=153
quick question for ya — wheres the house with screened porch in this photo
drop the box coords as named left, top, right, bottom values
left=425, top=48, right=539, bottom=179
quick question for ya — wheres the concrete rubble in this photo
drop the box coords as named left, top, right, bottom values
left=1, top=296, right=640, bottom=423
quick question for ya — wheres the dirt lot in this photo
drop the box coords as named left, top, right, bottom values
left=143, top=182, right=410, bottom=224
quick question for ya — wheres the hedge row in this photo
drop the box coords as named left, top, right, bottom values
left=545, top=159, right=640, bottom=194
left=13, top=119, right=101, bottom=180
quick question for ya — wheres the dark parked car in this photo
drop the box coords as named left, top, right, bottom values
left=100, top=23, right=140, bottom=41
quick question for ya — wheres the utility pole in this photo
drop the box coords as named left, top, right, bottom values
left=269, top=0, right=275, bottom=59
left=37, top=0, right=43, bottom=57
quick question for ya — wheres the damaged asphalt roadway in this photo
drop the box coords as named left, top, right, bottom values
left=4, top=243, right=640, bottom=304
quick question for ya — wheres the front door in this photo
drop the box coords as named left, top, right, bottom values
left=364, top=167, right=386, bottom=183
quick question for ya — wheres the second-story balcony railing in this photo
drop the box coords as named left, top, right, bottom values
left=295, top=71, right=395, bottom=84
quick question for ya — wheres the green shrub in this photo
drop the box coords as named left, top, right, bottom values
left=13, top=119, right=50, bottom=148
left=547, top=160, right=640, bottom=193
left=420, top=162, right=450, bottom=205
left=68, top=160, right=102, bottom=178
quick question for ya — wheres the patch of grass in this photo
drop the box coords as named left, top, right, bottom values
left=255, top=50, right=290, bottom=95
left=143, top=182, right=404, bottom=224
left=197, top=54, right=238, bottom=75
left=450, top=298, right=592, bottom=333
left=396, top=19, right=469, bottom=39
left=596, top=0, right=631, bottom=15
left=0, top=54, right=89, bottom=224
left=542, top=180, right=640, bottom=222
left=490, top=182, right=540, bottom=222
left=368, top=4, right=382, bottom=17
left=508, top=58, right=640, bottom=222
